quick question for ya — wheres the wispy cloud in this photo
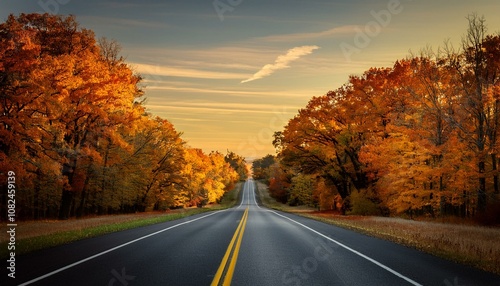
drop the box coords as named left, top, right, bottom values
left=241, top=45, right=320, bottom=83
left=146, top=85, right=321, bottom=98
left=133, top=63, right=246, bottom=80
left=79, top=15, right=168, bottom=29
left=148, top=102, right=298, bottom=115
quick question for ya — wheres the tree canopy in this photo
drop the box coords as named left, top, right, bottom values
left=271, top=15, right=500, bottom=220
left=0, top=13, right=241, bottom=220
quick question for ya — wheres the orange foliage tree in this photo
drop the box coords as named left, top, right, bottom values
left=0, top=14, right=241, bottom=220
left=274, top=15, right=500, bottom=218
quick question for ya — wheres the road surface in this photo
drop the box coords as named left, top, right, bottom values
left=4, top=179, right=500, bottom=285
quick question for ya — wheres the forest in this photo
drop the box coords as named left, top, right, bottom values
left=2, top=12, right=500, bottom=223
left=256, top=15, right=500, bottom=222
left=0, top=13, right=248, bottom=220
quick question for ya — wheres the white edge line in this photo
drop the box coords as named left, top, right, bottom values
left=237, top=181, right=245, bottom=208
left=19, top=210, right=227, bottom=286
left=250, top=180, right=260, bottom=209
left=238, top=180, right=249, bottom=208
left=267, top=210, right=423, bottom=286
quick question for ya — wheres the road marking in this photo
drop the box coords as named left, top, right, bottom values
left=238, top=181, right=248, bottom=208
left=249, top=180, right=261, bottom=209
left=211, top=208, right=249, bottom=286
left=268, top=210, right=423, bottom=286
left=18, top=210, right=227, bottom=286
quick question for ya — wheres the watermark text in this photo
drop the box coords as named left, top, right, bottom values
left=38, top=0, right=71, bottom=15
left=340, top=0, right=411, bottom=61
left=213, top=0, right=244, bottom=21
left=6, top=171, right=16, bottom=279
left=108, top=267, right=136, bottom=286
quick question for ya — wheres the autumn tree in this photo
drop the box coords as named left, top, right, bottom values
left=0, top=13, right=62, bottom=219
left=207, top=151, right=238, bottom=203
left=252, top=154, right=276, bottom=181
left=1, top=13, right=241, bottom=220
left=13, top=14, right=145, bottom=219
left=274, top=67, right=404, bottom=208
left=272, top=15, right=500, bottom=218
left=267, top=162, right=290, bottom=204
left=119, top=117, right=185, bottom=212
left=445, top=14, right=500, bottom=212
left=0, top=14, right=145, bottom=219
left=181, top=149, right=238, bottom=207
left=225, top=151, right=248, bottom=181
left=180, top=148, right=210, bottom=207
left=288, top=174, right=315, bottom=207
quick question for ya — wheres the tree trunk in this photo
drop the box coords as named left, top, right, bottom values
left=440, top=195, right=446, bottom=216
left=33, top=169, right=43, bottom=220
left=59, top=159, right=77, bottom=220
left=76, top=178, right=90, bottom=218
left=77, top=163, right=94, bottom=218
left=58, top=189, right=73, bottom=220
left=492, top=154, right=499, bottom=194
left=478, top=160, right=487, bottom=212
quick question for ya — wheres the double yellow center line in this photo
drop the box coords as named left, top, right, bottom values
left=211, top=208, right=249, bottom=286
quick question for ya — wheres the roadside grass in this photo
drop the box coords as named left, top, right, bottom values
left=0, top=182, right=243, bottom=259
left=215, top=181, right=243, bottom=209
left=254, top=180, right=315, bottom=212
left=254, top=180, right=500, bottom=275
left=302, top=213, right=500, bottom=275
left=0, top=209, right=209, bottom=259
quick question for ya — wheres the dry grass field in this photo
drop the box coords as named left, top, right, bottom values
left=255, top=181, right=500, bottom=275
left=303, top=213, right=500, bottom=274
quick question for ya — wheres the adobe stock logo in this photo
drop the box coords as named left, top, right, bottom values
left=340, top=0, right=412, bottom=61
left=38, top=0, right=71, bottom=15
left=108, top=268, right=135, bottom=286
left=213, top=0, right=244, bottom=21
left=281, top=237, right=339, bottom=285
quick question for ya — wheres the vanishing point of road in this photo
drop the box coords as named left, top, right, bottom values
left=5, top=179, right=500, bottom=285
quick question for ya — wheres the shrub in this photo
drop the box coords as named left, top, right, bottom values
left=348, top=189, right=382, bottom=216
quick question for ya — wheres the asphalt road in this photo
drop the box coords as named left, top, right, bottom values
left=3, top=179, right=500, bottom=285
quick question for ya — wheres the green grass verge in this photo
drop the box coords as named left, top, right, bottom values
left=0, top=183, right=244, bottom=259
left=0, top=208, right=209, bottom=259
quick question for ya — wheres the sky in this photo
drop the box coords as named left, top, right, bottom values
left=1, top=0, right=500, bottom=160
